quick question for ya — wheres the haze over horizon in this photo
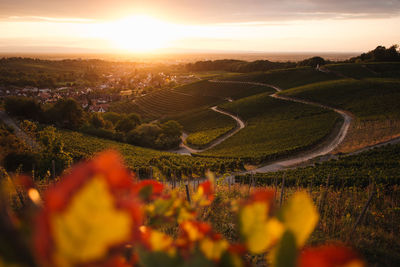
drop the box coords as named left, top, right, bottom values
left=0, top=0, right=399, bottom=54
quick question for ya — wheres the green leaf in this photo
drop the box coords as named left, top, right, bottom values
left=273, top=230, right=297, bottom=267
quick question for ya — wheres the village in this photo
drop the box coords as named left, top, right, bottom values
left=0, top=70, right=198, bottom=113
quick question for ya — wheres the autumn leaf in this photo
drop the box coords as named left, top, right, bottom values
left=279, top=191, right=319, bottom=247
left=34, top=150, right=143, bottom=267
left=298, top=245, right=365, bottom=267
left=192, top=180, right=214, bottom=206
left=239, top=189, right=282, bottom=254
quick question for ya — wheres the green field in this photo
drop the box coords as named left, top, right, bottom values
left=109, top=80, right=271, bottom=120
left=185, top=126, right=235, bottom=148
left=280, top=78, right=400, bottom=120
left=198, top=92, right=341, bottom=162
left=174, top=80, right=273, bottom=99
left=279, top=77, right=400, bottom=152
left=236, top=142, right=400, bottom=187
left=168, top=108, right=237, bottom=148
left=325, top=62, right=400, bottom=79
left=219, top=66, right=341, bottom=89
left=57, top=129, right=244, bottom=177
left=110, top=89, right=219, bottom=120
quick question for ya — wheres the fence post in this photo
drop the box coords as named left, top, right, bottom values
left=280, top=175, right=285, bottom=207
left=350, top=184, right=376, bottom=238
left=185, top=181, right=191, bottom=203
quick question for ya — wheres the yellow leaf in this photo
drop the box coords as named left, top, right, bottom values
left=281, top=191, right=318, bottom=247
left=181, top=221, right=204, bottom=242
left=200, top=238, right=229, bottom=261
left=240, top=202, right=284, bottom=254
left=51, top=175, right=132, bottom=266
left=149, top=230, right=176, bottom=256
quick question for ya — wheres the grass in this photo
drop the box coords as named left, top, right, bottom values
left=198, top=92, right=341, bottom=163
left=219, top=66, right=341, bottom=89
left=280, top=78, right=400, bottom=152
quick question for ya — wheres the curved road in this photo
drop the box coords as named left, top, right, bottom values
left=170, top=105, right=246, bottom=154
left=206, top=80, right=353, bottom=174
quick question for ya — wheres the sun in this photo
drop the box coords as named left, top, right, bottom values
left=104, top=15, right=176, bottom=52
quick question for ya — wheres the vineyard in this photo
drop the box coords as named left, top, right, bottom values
left=198, top=92, right=341, bottom=163
left=325, top=62, right=400, bottom=79
left=185, top=126, right=235, bottom=148
left=57, top=129, right=244, bottom=177
left=110, top=89, right=219, bottom=120
left=174, top=80, right=273, bottom=99
left=280, top=78, right=400, bottom=152
left=236, top=142, right=400, bottom=187
left=168, top=108, right=237, bottom=148
left=109, top=80, right=272, bottom=120
left=219, top=66, right=340, bottom=89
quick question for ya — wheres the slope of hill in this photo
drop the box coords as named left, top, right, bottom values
left=198, top=92, right=341, bottom=163
left=219, top=66, right=341, bottom=89
left=174, top=80, right=273, bottom=99
left=280, top=78, right=400, bottom=152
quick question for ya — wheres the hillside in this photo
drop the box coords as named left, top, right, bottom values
left=198, top=92, right=341, bottom=162
left=280, top=77, right=400, bottom=152
left=219, top=66, right=341, bottom=89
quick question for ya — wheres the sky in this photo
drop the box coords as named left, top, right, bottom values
left=0, top=0, right=399, bottom=54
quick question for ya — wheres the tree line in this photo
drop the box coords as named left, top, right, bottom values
left=4, top=97, right=183, bottom=151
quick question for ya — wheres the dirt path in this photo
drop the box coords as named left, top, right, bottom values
left=0, top=110, right=40, bottom=150
left=208, top=80, right=353, bottom=174
left=170, top=105, right=246, bottom=154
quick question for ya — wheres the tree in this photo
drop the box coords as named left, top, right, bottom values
left=161, top=120, right=182, bottom=138
left=90, top=113, right=106, bottom=128
left=103, top=112, right=122, bottom=125
left=298, top=57, right=326, bottom=67
left=115, top=115, right=140, bottom=133
left=4, top=97, right=43, bottom=121
left=126, top=123, right=162, bottom=147
left=46, top=98, right=85, bottom=129
left=36, top=126, right=72, bottom=177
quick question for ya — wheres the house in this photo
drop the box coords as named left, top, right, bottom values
left=89, top=104, right=109, bottom=113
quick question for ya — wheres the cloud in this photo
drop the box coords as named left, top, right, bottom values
left=0, top=0, right=399, bottom=23
left=7, top=16, right=94, bottom=23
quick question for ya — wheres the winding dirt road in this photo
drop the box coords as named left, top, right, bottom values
left=206, top=80, right=353, bottom=174
left=170, top=105, right=246, bottom=154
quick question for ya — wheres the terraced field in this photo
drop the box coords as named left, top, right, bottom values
left=58, top=129, right=244, bottom=176
left=198, top=92, right=341, bottom=163
left=280, top=78, right=400, bottom=152
left=219, top=66, right=341, bottom=89
left=110, top=89, right=219, bottom=120
left=174, top=80, right=273, bottom=99
left=110, top=81, right=271, bottom=120
left=325, top=62, right=400, bottom=79
left=169, top=108, right=237, bottom=148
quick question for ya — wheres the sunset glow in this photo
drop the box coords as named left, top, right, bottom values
left=0, top=0, right=399, bottom=53
left=101, top=15, right=179, bottom=52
